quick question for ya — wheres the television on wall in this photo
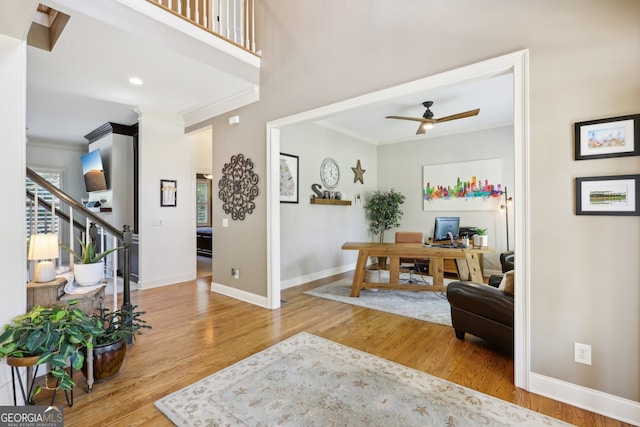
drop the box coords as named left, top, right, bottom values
left=81, top=149, right=107, bottom=192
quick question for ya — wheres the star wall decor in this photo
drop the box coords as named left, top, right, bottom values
left=351, top=159, right=366, bottom=184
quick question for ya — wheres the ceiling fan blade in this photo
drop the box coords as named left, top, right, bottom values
left=435, top=108, right=480, bottom=124
left=416, top=124, right=426, bottom=135
left=385, top=115, right=426, bottom=123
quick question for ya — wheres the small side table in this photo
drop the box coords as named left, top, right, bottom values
left=26, top=277, right=67, bottom=311
left=7, top=355, right=73, bottom=407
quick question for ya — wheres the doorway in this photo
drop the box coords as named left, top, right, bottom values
left=267, top=50, right=530, bottom=389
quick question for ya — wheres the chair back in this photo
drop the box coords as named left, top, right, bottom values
left=395, top=231, right=423, bottom=244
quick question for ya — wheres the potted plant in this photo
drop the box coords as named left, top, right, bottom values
left=0, top=302, right=104, bottom=397
left=61, top=238, right=122, bottom=286
left=364, top=189, right=406, bottom=267
left=81, top=305, right=151, bottom=382
left=473, top=228, right=488, bottom=248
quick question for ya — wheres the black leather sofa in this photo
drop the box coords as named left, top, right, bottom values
left=446, top=280, right=514, bottom=353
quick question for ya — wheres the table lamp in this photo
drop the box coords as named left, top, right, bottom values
left=28, top=234, right=59, bottom=282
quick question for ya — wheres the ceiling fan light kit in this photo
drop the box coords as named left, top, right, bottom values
left=386, top=100, right=480, bottom=135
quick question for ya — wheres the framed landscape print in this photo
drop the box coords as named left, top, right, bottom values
left=574, top=114, right=639, bottom=160
left=575, top=175, right=639, bottom=216
left=279, top=153, right=299, bottom=203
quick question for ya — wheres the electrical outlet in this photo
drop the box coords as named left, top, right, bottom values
left=231, top=268, right=239, bottom=279
left=574, top=342, right=592, bottom=365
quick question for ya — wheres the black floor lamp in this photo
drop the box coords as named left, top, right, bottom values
left=500, top=187, right=513, bottom=251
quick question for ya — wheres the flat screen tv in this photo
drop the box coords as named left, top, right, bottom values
left=81, top=149, right=107, bottom=192
left=433, top=216, right=460, bottom=241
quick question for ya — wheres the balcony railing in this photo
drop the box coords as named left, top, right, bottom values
left=148, top=0, right=258, bottom=54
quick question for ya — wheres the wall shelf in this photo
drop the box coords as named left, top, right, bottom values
left=310, top=198, right=352, bottom=206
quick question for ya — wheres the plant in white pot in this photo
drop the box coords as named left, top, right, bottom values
left=473, top=228, right=488, bottom=248
left=61, top=238, right=122, bottom=286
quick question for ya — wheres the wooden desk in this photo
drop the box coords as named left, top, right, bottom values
left=342, top=242, right=494, bottom=296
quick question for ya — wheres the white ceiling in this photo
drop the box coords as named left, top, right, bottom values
left=314, top=73, right=514, bottom=145
left=24, top=0, right=259, bottom=145
left=21, top=1, right=513, bottom=146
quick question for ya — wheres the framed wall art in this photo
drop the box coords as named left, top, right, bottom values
left=160, top=179, right=177, bottom=207
left=279, top=153, right=299, bottom=203
left=574, top=114, right=639, bottom=160
left=423, top=158, right=503, bottom=211
left=575, top=174, right=639, bottom=216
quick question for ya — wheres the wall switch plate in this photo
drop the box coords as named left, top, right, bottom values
left=222, top=218, right=229, bottom=227
left=152, top=218, right=163, bottom=226
left=574, top=342, right=592, bottom=365
left=231, top=268, right=239, bottom=279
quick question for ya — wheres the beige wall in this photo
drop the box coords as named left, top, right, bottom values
left=201, top=0, right=640, bottom=406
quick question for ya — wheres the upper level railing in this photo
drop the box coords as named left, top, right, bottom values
left=26, top=167, right=134, bottom=315
left=148, top=0, right=258, bottom=54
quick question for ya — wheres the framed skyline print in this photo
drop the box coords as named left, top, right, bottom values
left=280, top=153, right=299, bottom=203
left=575, top=174, right=639, bottom=216
left=574, top=114, right=639, bottom=160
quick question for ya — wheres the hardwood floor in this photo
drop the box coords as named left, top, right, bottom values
left=35, top=273, right=630, bottom=426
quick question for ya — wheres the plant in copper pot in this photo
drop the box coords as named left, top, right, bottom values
left=82, top=305, right=151, bottom=382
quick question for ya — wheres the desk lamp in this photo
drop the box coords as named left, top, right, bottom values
left=28, top=234, right=59, bottom=282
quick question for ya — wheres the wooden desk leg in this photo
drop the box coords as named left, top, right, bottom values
left=389, top=257, right=400, bottom=284
left=455, top=258, right=470, bottom=281
left=350, top=250, right=368, bottom=297
left=465, top=253, right=484, bottom=283
left=431, top=258, right=444, bottom=288
left=87, top=346, right=94, bottom=393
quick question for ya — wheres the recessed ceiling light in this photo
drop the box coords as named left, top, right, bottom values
left=129, top=77, right=143, bottom=85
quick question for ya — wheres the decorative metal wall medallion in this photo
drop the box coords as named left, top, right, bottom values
left=218, top=153, right=259, bottom=220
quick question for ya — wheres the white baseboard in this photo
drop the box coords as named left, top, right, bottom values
left=280, top=263, right=357, bottom=290
left=211, top=281, right=270, bottom=308
left=530, top=372, right=640, bottom=425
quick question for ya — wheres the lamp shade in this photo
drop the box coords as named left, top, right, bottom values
left=28, top=234, right=59, bottom=261
left=28, top=234, right=59, bottom=283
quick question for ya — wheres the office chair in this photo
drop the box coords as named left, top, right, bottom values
left=395, top=232, right=429, bottom=284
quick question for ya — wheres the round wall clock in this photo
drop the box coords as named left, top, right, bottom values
left=320, top=157, right=340, bottom=189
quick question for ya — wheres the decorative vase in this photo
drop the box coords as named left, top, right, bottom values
left=73, top=262, right=104, bottom=286
left=81, top=338, right=127, bottom=382
left=473, top=235, right=488, bottom=248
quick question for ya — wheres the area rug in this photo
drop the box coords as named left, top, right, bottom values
left=304, top=277, right=452, bottom=326
left=155, top=332, right=569, bottom=426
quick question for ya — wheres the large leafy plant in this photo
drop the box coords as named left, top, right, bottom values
left=0, top=303, right=104, bottom=392
left=364, top=189, right=406, bottom=242
left=93, top=305, right=151, bottom=346
left=61, top=237, right=122, bottom=264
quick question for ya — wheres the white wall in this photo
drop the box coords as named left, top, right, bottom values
left=0, top=34, right=28, bottom=405
left=199, top=0, right=639, bottom=419
left=377, top=126, right=514, bottom=271
left=26, top=139, right=86, bottom=201
left=280, top=122, right=377, bottom=287
left=138, top=111, right=195, bottom=288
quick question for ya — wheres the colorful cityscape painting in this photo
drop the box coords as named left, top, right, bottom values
left=423, top=159, right=503, bottom=211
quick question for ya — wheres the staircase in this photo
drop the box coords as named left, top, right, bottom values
left=26, top=167, right=134, bottom=316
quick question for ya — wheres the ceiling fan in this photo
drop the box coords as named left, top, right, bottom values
left=386, top=101, right=480, bottom=135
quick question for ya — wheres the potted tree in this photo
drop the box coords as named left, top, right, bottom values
left=61, top=238, right=122, bottom=286
left=364, top=189, right=406, bottom=268
left=81, top=305, right=151, bottom=382
left=0, top=302, right=104, bottom=399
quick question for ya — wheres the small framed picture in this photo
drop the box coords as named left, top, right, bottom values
left=575, top=175, right=639, bottom=216
left=279, top=153, right=299, bottom=203
left=161, top=179, right=177, bottom=207
left=574, top=114, right=639, bottom=160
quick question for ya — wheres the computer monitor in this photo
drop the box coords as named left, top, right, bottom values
left=433, top=216, right=460, bottom=241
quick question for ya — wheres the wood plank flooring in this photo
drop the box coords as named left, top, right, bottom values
left=34, top=273, right=631, bottom=426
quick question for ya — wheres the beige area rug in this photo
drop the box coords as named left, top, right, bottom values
left=155, top=332, right=569, bottom=426
left=304, top=277, right=453, bottom=326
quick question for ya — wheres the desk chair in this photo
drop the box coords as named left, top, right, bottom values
left=395, top=232, right=429, bottom=284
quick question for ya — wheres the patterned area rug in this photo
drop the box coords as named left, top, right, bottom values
left=155, top=332, right=569, bottom=426
left=304, top=277, right=452, bottom=326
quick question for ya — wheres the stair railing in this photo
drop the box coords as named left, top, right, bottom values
left=26, top=167, right=133, bottom=316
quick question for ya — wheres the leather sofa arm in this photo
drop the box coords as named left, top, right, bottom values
left=446, top=281, right=514, bottom=327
